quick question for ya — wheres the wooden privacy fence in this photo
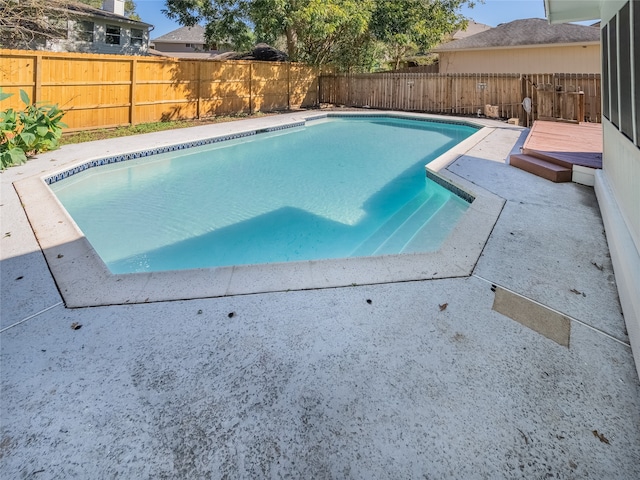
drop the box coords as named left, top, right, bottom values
left=0, top=49, right=319, bottom=131
left=320, top=72, right=601, bottom=126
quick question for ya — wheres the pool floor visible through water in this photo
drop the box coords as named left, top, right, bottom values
left=50, top=116, right=478, bottom=273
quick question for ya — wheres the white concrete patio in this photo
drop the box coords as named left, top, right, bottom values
left=1, top=113, right=639, bottom=478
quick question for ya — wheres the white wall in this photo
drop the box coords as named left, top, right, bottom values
left=597, top=0, right=640, bottom=371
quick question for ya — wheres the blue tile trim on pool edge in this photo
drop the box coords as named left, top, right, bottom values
left=45, top=115, right=479, bottom=187
left=325, top=113, right=481, bottom=129
left=426, top=170, right=475, bottom=204
left=45, top=130, right=258, bottom=185
left=264, top=121, right=306, bottom=132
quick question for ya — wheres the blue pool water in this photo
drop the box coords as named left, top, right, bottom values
left=51, top=116, right=477, bottom=273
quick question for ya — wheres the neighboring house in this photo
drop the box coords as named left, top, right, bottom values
left=36, top=1, right=152, bottom=55
left=546, top=0, right=640, bottom=372
left=432, top=18, right=600, bottom=74
left=151, top=25, right=231, bottom=57
left=451, top=20, right=491, bottom=40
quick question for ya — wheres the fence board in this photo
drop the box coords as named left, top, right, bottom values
left=0, top=50, right=602, bottom=131
left=320, top=72, right=601, bottom=125
left=0, top=49, right=319, bottom=131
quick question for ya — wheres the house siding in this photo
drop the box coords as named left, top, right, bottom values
left=45, top=19, right=149, bottom=55
left=594, top=0, right=640, bottom=373
left=438, top=44, right=601, bottom=74
left=600, top=0, right=639, bottom=251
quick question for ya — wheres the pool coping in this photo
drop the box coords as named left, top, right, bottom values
left=14, top=111, right=505, bottom=307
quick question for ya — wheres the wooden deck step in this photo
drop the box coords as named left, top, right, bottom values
left=521, top=148, right=575, bottom=169
left=510, top=153, right=572, bottom=183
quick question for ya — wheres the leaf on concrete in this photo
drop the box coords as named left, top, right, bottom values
left=592, top=430, right=610, bottom=445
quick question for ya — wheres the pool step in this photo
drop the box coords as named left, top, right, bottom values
left=401, top=199, right=467, bottom=253
left=351, top=190, right=433, bottom=257
left=372, top=193, right=447, bottom=256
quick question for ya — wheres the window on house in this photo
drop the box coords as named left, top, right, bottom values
left=635, top=0, right=640, bottom=146
left=77, top=21, right=94, bottom=42
left=185, top=43, right=194, bottom=48
left=106, top=25, right=121, bottom=45
left=131, top=28, right=143, bottom=47
left=609, top=16, right=618, bottom=128
left=602, top=24, right=609, bottom=120
left=618, top=2, right=632, bottom=140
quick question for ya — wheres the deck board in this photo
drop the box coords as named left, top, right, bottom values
left=522, top=121, right=603, bottom=169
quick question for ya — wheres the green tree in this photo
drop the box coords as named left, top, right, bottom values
left=278, top=0, right=375, bottom=66
left=162, top=0, right=476, bottom=70
left=163, top=0, right=377, bottom=65
left=163, top=0, right=255, bottom=52
left=371, top=0, right=470, bottom=70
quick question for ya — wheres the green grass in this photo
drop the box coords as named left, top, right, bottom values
left=60, top=113, right=270, bottom=146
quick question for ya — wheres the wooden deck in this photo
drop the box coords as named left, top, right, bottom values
left=522, top=121, right=603, bottom=169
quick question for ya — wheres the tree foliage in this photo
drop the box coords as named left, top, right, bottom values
left=372, top=0, right=470, bottom=70
left=163, top=0, right=475, bottom=71
left=0, top=0, right=142, bottom=49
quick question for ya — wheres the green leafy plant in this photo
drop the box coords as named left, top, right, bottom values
left=1, top=88, right=67, bottom=170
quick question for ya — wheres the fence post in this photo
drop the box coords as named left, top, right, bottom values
left=129, top=58, right=137, bottom=126
left=317, top=67, right=321, bottom=105
left=249, top=62, right=253, bottom=114
left=196, top=61, right=202, bottom=119
left=519, top=75, right=526, bottom=127
left=577, top=92, right=585, bottom=123
left=287, top=62, right=291, bottom=110
left=34, top=54, right=42, bottom=103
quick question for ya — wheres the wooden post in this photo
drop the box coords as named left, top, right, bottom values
left=577, top=92, right=585, bottom=123
left=287, top=62, right=291, bottom=110
left=34, top=54, right=42, bottom=103
left=129, top=58, right=137, bottom=126
left=196, top=61, right=202, bottom=119
left=520, top=75, right=526, bottom=127
left=249, top=62, right=253, bottom=114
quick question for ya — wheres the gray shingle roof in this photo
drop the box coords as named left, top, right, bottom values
left=65, top=2, right=152, bottom=27
left=433, top=18, right=599, bottom=52
left=152, top=25, right=207, bottom=44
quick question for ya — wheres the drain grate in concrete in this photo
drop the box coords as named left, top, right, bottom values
left=492, top=286, right=571, bottom=347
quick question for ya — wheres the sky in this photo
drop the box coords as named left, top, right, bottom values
left=134, top=0, right=595, bottom=39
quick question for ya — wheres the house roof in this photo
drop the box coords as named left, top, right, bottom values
left=64, top=2, right=152, bottom=27
left=152, top=25, right=207, bottom=44
left=433, top=18, right=599, bottom=52
left=148, top=49, right=221, bottom=59
left=452, top=20, right=491, bottom=40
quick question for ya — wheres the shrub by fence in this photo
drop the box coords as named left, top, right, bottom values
left=0, top=49, right=319, bottom=131
left=319, top=72, right=601, bottom=126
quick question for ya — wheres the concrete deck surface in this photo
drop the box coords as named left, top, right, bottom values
left=1, top=114, right=639, bottom=478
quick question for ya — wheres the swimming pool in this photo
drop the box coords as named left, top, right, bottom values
left=49, top=116, right=477, bottom=274
left=15, top=111, right=505, bottom=306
